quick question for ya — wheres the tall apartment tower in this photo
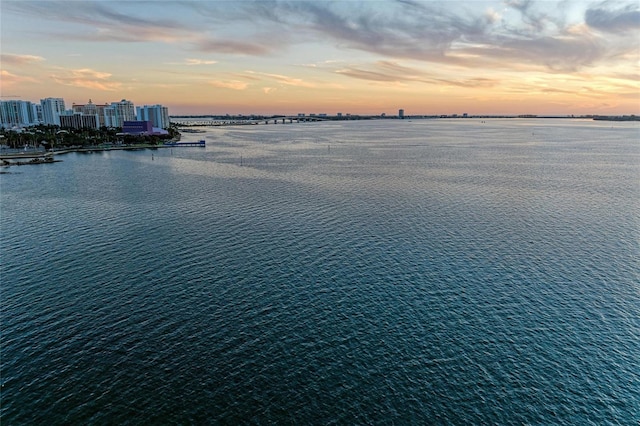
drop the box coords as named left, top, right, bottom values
left=108, top=99, right=136, bottom=127
left=399, top=109, right=405, bottom=119
left=40, top=97, right=66, bottom=126
left=137, top=104, right=170, bottom=129
left=0, top=100, right=39, bottom=128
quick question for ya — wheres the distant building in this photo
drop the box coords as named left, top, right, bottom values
left=72, top=99, right=110, bottom=127
left=107, top=99, right=136, bottom=128
left=399, top=109, right=405, bottom=119
left=122, top=120, right=153, bottom=135
left=120, top=120, right=168, bottom=136
left=35, top=104, right=44, bottom=123
left=136, top=104, right=170, bottom=129
left=60, top=113, right=99, bottom=130
left=103, top=107, right=118, bottom=128
left=41, top=97, right=66, bottom=126
left=0, top=100, right=39, bottom=128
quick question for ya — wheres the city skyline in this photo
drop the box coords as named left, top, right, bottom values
left=1, top=0, right=639, bottom=116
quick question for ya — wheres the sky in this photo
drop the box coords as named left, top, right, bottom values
left=1, top=0, right=639, bottom=116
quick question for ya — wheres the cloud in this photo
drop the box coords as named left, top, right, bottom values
left=436, top=77, right=498, bottom=88
left=280, top=1, right=496, bottom=61
left=269, top=0, right=637, bottom=72
left=247, top=71, right=317, bottom=88
left=4, top=0, right=278, bottom=55
left=335, top=61, right=431, bottom=83
left=0, top=70, right=39, bottom=85
left=165, top=58, right=218, bottom=66
left=490, top=33, right=607, bottom=72
left=4, top=0, right=639, bottom=75
left=3, top=0, right=198, bottom=46
left=335, top=60, right=499, bottom=88
left=196, top=39, right=272, bottom=55
left=51, top=68, right=122, bottom=91
left=231, top=73, right=263, bottom=82
left=1, top=53, right=45, bottom=66
left=336, top=67, right=407, bottom=83
left=185, top=59, right=218, bottom=65
left=209, top=80, right=249, bottom=90
left=585, top=3, right=640, bottom=33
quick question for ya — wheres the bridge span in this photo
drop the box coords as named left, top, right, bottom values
left=172, top=116, right=329, bottom=127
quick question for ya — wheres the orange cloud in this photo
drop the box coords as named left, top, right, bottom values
left=209, top=80, right=249, bottom=90
left=51, top=68, right=122, bottom=91
left=0, top=70, right=38, bottom=85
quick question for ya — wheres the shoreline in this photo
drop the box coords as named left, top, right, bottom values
left=0, top=144, right=172, bottom=161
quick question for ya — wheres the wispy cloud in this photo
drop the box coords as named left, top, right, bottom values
left=195, top=39, right=272, bottom=55
left=165, top=58, right=218, bottom=66
left=335, top=61, right=430, bottom=83
left=585, top=3, right=640, bottom=33
left=51, top=68, right=122, bottom=91
left=0, top=70, right=39, bottom=85
left=3, top=0, right=196, bottom=45
left=209, top=80, right=249, bottom=90
left=4, top=0, right=639, bottom=76
left=247, top=71, right=317, bottom=88
left=184, top=58, right=218, bottom=66
left=1, top=53, right=45, bottom=66
left=335, top=60, right=499, bottom=88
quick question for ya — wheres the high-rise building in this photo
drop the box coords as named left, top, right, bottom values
left=136, top=104, right=170, bottom=129
left=107, top=99, right=136, bottom=128
left=60, top=113, right=99, bottom=130
left=72, top=100, right=110, bottom=127
left=103, top=107, right=118, bottom=128
left=399, top=109, right=405, bottom=119
left=0, top=100, right=39, bottom=128
left=40, top=97, right=66, bottom=126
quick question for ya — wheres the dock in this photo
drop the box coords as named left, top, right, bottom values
left=164, top=140, right=205, bottom=147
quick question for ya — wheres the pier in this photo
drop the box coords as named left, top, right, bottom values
left=163, top=140, right=206, bottom=147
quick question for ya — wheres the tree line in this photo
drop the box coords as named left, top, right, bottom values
left=0, top=124, right=181, bottom=150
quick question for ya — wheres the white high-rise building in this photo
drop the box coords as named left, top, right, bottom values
left=136, top=104, right=170, bottom=129
left=40, top=97, right=66, bottom=126
left=0, top=100, right=39, bottom=128
left=108, top=99, right=136, bottom=127
left=103, top=106, right=118, bottom=128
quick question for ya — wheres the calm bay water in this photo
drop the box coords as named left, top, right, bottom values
left=1, top=119, right=639, bottom=424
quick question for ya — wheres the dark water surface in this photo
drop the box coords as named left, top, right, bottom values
left=2, top=119, right=639, bottom=424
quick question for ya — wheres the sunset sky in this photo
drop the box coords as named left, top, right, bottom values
left=1, top=0, right=639, bottom=116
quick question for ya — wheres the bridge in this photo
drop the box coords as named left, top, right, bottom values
left=172, top=116, right=330, bottom=127
left=261, top=116, right=329, bottom=124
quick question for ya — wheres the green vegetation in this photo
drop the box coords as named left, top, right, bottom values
left=0, top=123, right=181, bottom=150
